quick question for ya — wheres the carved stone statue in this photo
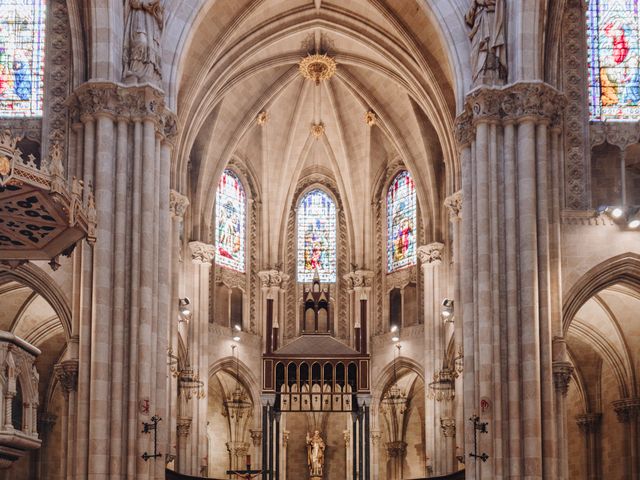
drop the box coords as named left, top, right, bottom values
left=123, top=0, right=164, bottom=86
left=306, top=430, right=325, bottom=478
left=465, top=0, right=506, bottom=84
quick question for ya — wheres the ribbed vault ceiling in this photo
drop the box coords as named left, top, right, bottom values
left=176, top=0, right=458, bottom=260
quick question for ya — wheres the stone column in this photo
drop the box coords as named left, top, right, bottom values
left=370, top=430, right=381, bottom=480
left=169, top=189, right=190, bottom=467
left=176, top=417, right=192, bottom=473
left=553, top=347, right=574, bottom=480
left=250, top=429, right=262, bottom=471
left=418, top=242, right=449, bottom=475
left=344, top=270, right=374, bottom=353
left=67, top=83, right=176, bottom=480
left=186, top=241, right=215, bottom=474
left=613, top=398, right=640, bottom=479
left=445, top=190, right=463, bottom=471
left=384, top=441, right=407, bottom=480
left=258, top=270, right=289, bottom=352
left=54, top=359, right=78, bottom=479
left=440, top=417, right=457, bottom=474
left=575, top=413, right=602, bottom=480
left=455, top=83, right=565, bottom=479
left=36, top=412, right=57, bottom=479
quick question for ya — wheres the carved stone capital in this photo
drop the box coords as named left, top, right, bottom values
left=37, top=412, right=57, bottom=436
left=370, top=430, right=382, bottom=446
left=444, top=191, right=463, bottom=220
left=226, top=441, right=250, bottom=456
left=417, top=242, right=445, bottom=266
left=440, top=417, right=456, bottom=438
left=575, top=413, right=602, bottom=433
left=460, top=83, right=566, bottom=129
left=189, top=241, right=215, bottom=264
left=250, top=429, right=262, bottom=447
left=552, top=361, right=574, bottom=397
left=258, top=270, right=288, bottom=289
left=385, top=440, right=407, bottom=458
left=169, top=190, right=189, bottom=218
left=454, top=108, right=474, bottom=148
left=54, top=360, right=79, bottom=394
left=343, top=270, right=374, bottom=289
left=67, top=82, right=177, bottom=142
left=612, top=398, right=640, bottom=423
left=176, top=417, right=192, bottom=438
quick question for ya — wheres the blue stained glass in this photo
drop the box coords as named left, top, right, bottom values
left=215, top=169, right=246, bottom=272
left=0, top=0, right=46, bottom=117
left=387, top=170, right=416, bottom=272
left=297, top=189, right=336, bottom=283
left=588, top=0, right=640, bottom=120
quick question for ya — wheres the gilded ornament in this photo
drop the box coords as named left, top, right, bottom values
left=299, top=54, right=337, bottom=84
left=311, top=123, right=325, bottom=138
left=364, top=110, right=377, bottom=126
left=256, top=111, right=269, bottom=126
left=0, top=156, right=10, bottom=176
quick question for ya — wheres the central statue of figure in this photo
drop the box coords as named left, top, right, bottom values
left=306, top=430, right=326, bottom=479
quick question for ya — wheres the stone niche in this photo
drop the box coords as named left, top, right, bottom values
left=0, top=332, right=41, bottom=468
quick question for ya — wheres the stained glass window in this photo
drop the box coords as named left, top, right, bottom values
left=297, top=189, right=336, bottom=283
left=387, top=170, right=416, bottom=272
left=215, top=169, right=245, bottom=272
left=588, top=0, right=640, bottom=120
left=0, top=0, right=46, bottom=117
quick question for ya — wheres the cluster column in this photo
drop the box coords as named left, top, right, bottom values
left=184, top=241, right=215, bottom=475
left=67, top=82, right=176, bottom=479
left=575, top=413, right=602, bottom=479
left=258, top=271, right=288, bottom=353
left=418, top=242, right=452, bottom=476
left=613, top=398, right=640, bottom=479
left=455, top=83, right=566, bottom=479
left=344, top=270, right=373, bottom=353
left=53, top=360, right=78, bottom=479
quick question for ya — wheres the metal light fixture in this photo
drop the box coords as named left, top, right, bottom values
left=382, top=344, right=407, bottom=412
left=428, top=368, right=455, bottom=402
left=441, top=298, right=454, bottom=323
left=390, top=324, right=399, bottom=342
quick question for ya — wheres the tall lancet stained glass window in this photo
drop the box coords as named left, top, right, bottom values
left=588, top=0, right=640, bottom=120
left=297, top=189, right=337, bottom=283
left=0, top=0, right=46, bottom=116
left=215, top=170, right=246, bottom=272
left=387, top=170, right=416, bottom=272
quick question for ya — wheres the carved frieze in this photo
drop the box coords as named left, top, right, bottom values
left=552, top=361, right=574, bottom=397
left=343, top=270, right=374, bottom=289
left=575, top=413, right=601, bottom=433
left=189, top=241, right=215, bottom=264
left=216, top=267, right=245, bottom=290
left=169, top=189, right=189, bottom=218
left=612, top=398, right=640, bottom=423
left=258, top=270, right=288, bottom=289
left=417, top=242, right=445, bottom=266
left=440, top=417, right=456, bottom=438
left=67, top=83, right=175, bottom=139
left=444, top=191, right=463, bottom=221
left=54, top=359, right=79, bottom=394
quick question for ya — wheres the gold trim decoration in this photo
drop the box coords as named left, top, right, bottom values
left=299, top=54, right=337, bottom=84
left=257, top=111, right=269, bottom=126
left=311, top=123, right=325, bottom=138
left=364, top=110, right=377, bottom=127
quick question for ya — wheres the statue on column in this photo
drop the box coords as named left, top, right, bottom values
left=306, top=430, right=325, bottom=478
left=465, top=0, right=507, bottom=84
left=123, top=0, right=164, bottom=86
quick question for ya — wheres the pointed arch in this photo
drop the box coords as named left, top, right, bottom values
left=296, top=188, right=337, bottom=283
left=215, top=168, right=246, bottom=272
left=386, top=169, right=417, bottom=272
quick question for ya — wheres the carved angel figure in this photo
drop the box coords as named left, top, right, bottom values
left=123, top=0, right=164, bottom=86
left=465, top=0, right=507, bottom=84
left=306, top=430, right=325, bottom=477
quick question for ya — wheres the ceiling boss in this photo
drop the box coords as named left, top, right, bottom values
left=298, top=53, right=337, bottom=84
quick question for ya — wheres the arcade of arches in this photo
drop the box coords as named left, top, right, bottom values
left=0, top=1, right=638, bottom=479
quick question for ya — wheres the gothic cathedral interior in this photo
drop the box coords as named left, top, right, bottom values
left=0, top=1, right=638, bottom=479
